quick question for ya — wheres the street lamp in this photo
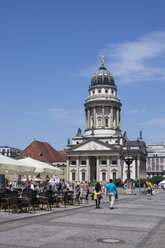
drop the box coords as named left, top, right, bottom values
left=120, top=146, right=138, bottom=194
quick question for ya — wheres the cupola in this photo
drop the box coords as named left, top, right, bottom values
left=91, top=56, right=116, bottom=87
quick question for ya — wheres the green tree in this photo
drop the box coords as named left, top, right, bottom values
left=114, top=178, right=122, bottom=187
left=135, top=178, right=147, bottom=187
left=150, top=176, right=165, bottom=185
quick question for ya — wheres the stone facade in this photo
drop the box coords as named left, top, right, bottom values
left=146, top=144, right=165, bottom=177
left=66, top=58, right=147, bottom=183
left=0, top=146, right=21, bottom=159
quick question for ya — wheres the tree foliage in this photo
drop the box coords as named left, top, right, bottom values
left=149, top=176, right=165, bottom=185
left=113, top=178, right=122, bottom=186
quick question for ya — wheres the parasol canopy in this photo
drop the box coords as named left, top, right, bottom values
left=18, top=157, right=63, bottom=175
left=0, top=154, right=36, bottom=175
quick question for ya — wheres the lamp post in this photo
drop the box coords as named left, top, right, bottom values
left=120, top=146, right=138, bottom=194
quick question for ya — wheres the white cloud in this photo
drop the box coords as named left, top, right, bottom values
left=48, top=108, right=84, bottom=126
left=125, top=109, right=147, bottom=114
left=77, top=31, right=165, bottom=84
left=140, top=118, right=165, bottom=127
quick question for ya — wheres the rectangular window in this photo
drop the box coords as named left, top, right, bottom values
left=112, top=160, right=117, bottom=165
left=156, top=158, right=159, bottom=166
left=71, top=161, right=76, bottom=165
left=72, top=173, right=75, bottom=181
left=105, top=119, right=108, bottom=127
left=82, top=172, right=85, bottom=181
left=152, top=158, right=155, bottom=170
left=101, top=160, right=106, bottom=165
left=102, top=172, right=106, bottom=181
left=81, top=160, right=86, bottom=165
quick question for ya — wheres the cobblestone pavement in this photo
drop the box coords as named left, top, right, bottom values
left=0, top=189, right=165, bottom=248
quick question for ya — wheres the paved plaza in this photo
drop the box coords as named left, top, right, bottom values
left=0, top=189, right=165, bottom=248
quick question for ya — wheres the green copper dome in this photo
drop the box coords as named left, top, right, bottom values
left=91, top=65, right=115, bottom=87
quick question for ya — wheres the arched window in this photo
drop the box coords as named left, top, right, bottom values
left=72, top=172, right=75, bottom=181
left=98, top=119, right=101, bottom=127
left=105, top=118, right=108, bottom=127
left=82, top=172, right=85, bottom=181
left=113, top=172, right=116, bottom=180
left=102, top=172, right=106, bottom=181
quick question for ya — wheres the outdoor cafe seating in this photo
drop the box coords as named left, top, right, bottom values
left=0, top=187, right=90, bottom=214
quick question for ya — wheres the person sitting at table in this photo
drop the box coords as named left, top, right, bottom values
left=46, top=185, right=54, bottom=208
left=58, top=182, right=63, bottom=193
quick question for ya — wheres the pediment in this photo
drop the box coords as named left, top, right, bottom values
left=71, top=139, right=115, bottom=152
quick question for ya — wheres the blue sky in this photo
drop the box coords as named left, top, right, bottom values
left=1, top=0, right=165, bottom=150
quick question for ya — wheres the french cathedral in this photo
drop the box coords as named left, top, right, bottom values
left=66, top=57, right=147, bottom=183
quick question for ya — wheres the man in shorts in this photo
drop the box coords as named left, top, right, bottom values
left=106, top=179, right=118, bottom=209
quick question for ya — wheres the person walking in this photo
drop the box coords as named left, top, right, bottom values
left=94, top=182, right=102, bottom=209
left=146, top=181, right=153, bottom=199
left=106, top=179, right=118, bottom=209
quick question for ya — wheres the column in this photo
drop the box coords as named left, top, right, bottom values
left=117, top=109, right=119, bottom=128
left=102, top=106, right=105, bottom=128
left=112, top=107, right=115, bottom=128
left=110, top=107, right=113, bottom=128
left=114, top=108, right=117, bottom=128
left=107, top=157, right=110, bottom=182
left=119, top=109, right=121, bottom=129
left=96, top=157, right=100, bottom=182
left=66, top=158, right=70, bottom=181
left=86, top=157, right=90, bottom=182
left=93, top=107, right=96, bottom=128
left=117, top=158, right=121, bottom=178
left=85, top=109, right=87, bottom=130
left=87, top=109, right=90, bottom=129
left=76, top=157, right=80, bottom=181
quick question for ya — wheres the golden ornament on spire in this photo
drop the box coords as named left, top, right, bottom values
left=102, top=55, right=104, bottom=65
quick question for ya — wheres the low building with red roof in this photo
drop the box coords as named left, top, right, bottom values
left=18, top=140, right=66, bottom=180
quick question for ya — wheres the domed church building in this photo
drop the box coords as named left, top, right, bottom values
left=66, top=57, right=147, bottom=183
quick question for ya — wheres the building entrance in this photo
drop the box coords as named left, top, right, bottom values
left=90, top=157, right=96, bottom=182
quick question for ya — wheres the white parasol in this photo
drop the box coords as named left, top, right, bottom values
left=0, top=154, right=36, bottom=175
left=18, top=157, right=63, bottom=175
